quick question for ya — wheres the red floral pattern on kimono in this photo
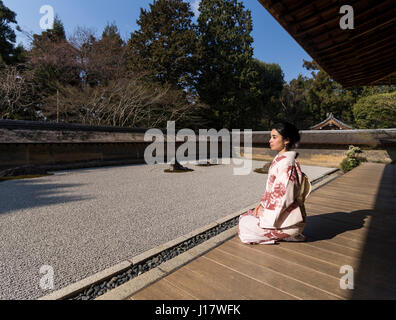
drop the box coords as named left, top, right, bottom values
left=238, top=151, right=306, bottom=245
left=269, top=155, right=286, bottom=170
left=287, top=165, right=299, bottom=183
left=259, top=151, right=304, bottom=229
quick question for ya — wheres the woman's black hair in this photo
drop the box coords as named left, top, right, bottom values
left=271, top=121, right=300, bottom=150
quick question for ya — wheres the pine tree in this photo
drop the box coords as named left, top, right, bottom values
left=88, top=23, right=127, bottom=84
left=196, top=0, right=256, bottom=130
left=0, top=0, right=18, bottom=65
left=29, top=16, right=80, bottom=95
left=102, top=23, right=123, bottom=44
left=32, top=15, right=66, bottom=47
left=128, top=0, right=197, bottom=90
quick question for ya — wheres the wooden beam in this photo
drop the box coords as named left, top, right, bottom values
left=319, top=43, right=396, bottom=73
left=341, top=65, right=396, bottom=81
left=342, top=70, right=396, bottom=85
left=370, top=77, right=396, bottom=86
left=294, top=0, right=392, bottom=39
left=371, top=71, right=396, bottom=84
left=349, top=16, right=396, bottom=41
left=313, top=39, right=396, bottom=73
left=311, top=13, right=396, bottom=55
left=301, top=5, right=396, bottom=55
left=279, top=0, right=342, bottom=33
left=313, top=1, right=345, bottom=51
left=332, top=66, right=396, bottom=86
left=282, top=0, right=321, bottom=19
left=257, top=0, right=341, bottom=82
left=344, top=50, right=395, bottom=73
left=327, top=50, right=396, bottom=75
left=328, top=61, right=396, bottom=82
left=339, top=66, right=396, bottom=85
left=316, top=30, right=395, bottom=62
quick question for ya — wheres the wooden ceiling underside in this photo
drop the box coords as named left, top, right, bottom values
left=258, top=0, right=396, bottom=87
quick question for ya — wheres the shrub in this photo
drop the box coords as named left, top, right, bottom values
left=340, top=145, right=366, bottom=172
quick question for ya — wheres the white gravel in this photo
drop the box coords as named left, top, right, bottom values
left=0, top=159, right=335, bottom=300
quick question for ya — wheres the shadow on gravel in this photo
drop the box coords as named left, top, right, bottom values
left=0, top=178, right=94, bottom=215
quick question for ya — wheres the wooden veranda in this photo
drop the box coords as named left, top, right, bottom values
left=128, top=163, right=396, bottom=300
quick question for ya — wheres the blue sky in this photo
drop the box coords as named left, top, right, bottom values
left=3, top=0, right=314, bottom=82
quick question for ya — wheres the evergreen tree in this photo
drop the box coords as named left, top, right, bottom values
left=303, top=60, right=355, bottom=126
left=251, top=59, right=284, bottom=129
left=196, top=0, right=256, bottom=130
left=52, top=15, right=66, bottom=39
left=354, top=84, right=395, bottom=98
left=102, top=22, right=123, bottom=45
left=0, top=0, right=18, bottom=65
left=32, top=15, right=66, bottom=46
left=128, top=0, right=197, bottom=90
left=279, top=61, right=395, bottom=129
left=29, top=16, right=80, bottom=99
left=279, top=75, right=312, bottom=129
left=87, top=23, right=127, bottom=85
left=353, top=92, right=396, bottom=129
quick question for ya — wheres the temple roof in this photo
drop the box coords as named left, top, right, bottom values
left=310, top=113, right=354, bottom=130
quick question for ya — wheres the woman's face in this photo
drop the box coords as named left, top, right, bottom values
left=269, top=129, right=289, bottom=152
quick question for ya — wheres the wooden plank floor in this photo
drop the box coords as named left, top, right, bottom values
left=128, top=163, right=396, bottom=300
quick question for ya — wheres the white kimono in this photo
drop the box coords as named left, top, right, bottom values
left=238, top=151, right=306, bottom=244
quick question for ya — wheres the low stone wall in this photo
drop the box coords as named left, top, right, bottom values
left=0, top=142, right=151, bottom=170
left=250, top=129, right=396, bottom=146
left=0, top=120, right=147, bottom=143
left=242, top=129, right=396, bottom=167
left=1, top=120, right=395, bottom=170
left=243, top=147, right=396, bottom=168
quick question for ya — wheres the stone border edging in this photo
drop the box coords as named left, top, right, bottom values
left=38, top=168, right=341, bottom=300
left=97, top=226, right=239, bottom=300
left=37, top=204, right=255, bottom=301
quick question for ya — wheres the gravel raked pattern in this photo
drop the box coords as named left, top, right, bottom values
left=0, top=159, right=335, bottom=300
left=72, top=216, right=240, bottom=300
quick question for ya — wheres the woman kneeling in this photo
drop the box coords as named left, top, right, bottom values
left=239, top=121, right=307, bottom=244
